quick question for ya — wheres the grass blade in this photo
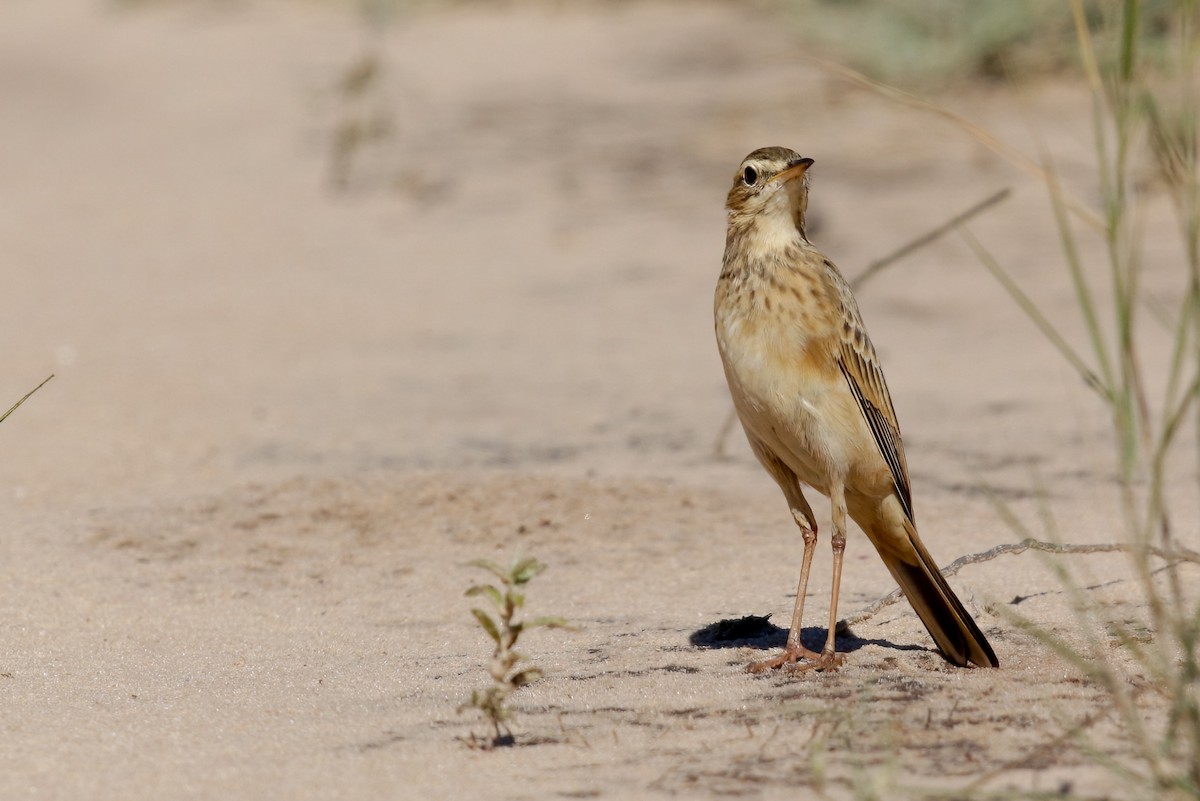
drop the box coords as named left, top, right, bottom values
left=0, top=374, right=54, bottom=427
left=959, top=226, right=1109, bottom=400
left=1044, top=155, right=1116, bottom=395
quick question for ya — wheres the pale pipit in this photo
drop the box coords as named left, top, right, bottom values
left=714, top=147, right=998, bottom=673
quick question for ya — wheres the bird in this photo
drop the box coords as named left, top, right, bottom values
left=713, top=146, right=998, bottom=673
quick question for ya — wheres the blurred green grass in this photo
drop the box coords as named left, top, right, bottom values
left=772, top=0, right=1179, bottom=87
left=112, top=0, right=1182, bottom=89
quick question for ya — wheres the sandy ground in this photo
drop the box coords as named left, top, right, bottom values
left=0, top=1, right=1195, bottom=798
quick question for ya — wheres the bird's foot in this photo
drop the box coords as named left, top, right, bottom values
left=747, top=646, right=844, bottom=674
left=747, top=644, right=835, bottom=674
left=785, top=649, right=845, bottom=674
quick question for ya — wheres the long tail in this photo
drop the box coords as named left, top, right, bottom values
left=876, top=519, right=998, bottom=668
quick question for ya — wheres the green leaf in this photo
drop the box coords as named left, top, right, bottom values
left=525, top=616, right=573, bottom=631
left=510, top=557, right=545, bottom=585
left=466, top=558, right=509, bottom=583
left=507, top=590, right=525, bottom=609
left=471, top=608, right=500, bottom=644
left=465, top=584, right=503, bottom=607
left=509, top=668, right=543, bottom=688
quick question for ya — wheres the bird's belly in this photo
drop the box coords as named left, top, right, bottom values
left=722, top=327, right=893, bottom=504
left=718, top=322, right=854, bottom=491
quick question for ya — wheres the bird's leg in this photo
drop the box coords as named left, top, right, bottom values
left=793, top=482, right=848, bottom=673
left=748, top=488, right=823, bottom=673
left=810, top=528, right=847, bottom=670
left=786, top=522, right=819, bottom=653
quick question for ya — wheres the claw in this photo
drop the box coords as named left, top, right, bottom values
left=746, top=643, right=825, bottom=674
left=783, top=650, right=845, bottom=674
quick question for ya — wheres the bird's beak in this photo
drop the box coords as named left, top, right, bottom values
left=771, top=158, right=814, bottom=185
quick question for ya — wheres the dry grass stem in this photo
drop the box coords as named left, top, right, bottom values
left=0, top=375, right=54, bottom=427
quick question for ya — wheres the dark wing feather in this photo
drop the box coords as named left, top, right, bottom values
left=820, top=253, right=912, bottom=522
left=822, top=256, right=914, bottom=522
left=838, top=352, right=913, bottom=523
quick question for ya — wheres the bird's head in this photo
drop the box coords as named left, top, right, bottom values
left=725, top=147, right=814, bottom=239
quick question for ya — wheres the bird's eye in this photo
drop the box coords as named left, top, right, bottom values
left=742, top=166, right=758, bottom=186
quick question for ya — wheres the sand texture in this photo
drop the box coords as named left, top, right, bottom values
left=0, top=1, right=1193, bottom=798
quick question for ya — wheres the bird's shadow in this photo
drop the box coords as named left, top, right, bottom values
left=689, top=614, right=927, bottom=655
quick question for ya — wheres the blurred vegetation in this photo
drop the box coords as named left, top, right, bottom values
left=112, top=0, right=1183, bottom=89
left=959, top=0, right=1200, bottom=795
left=773, top=0, right=1179, bottom=87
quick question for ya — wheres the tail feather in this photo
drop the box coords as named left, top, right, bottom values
left=878, top=520, right=998, bottom=668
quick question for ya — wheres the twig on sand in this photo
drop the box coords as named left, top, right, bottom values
left=838, top=537, right=1200, bottom=630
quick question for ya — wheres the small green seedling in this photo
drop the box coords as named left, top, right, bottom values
left=459, top=556, right=570, bottom=748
